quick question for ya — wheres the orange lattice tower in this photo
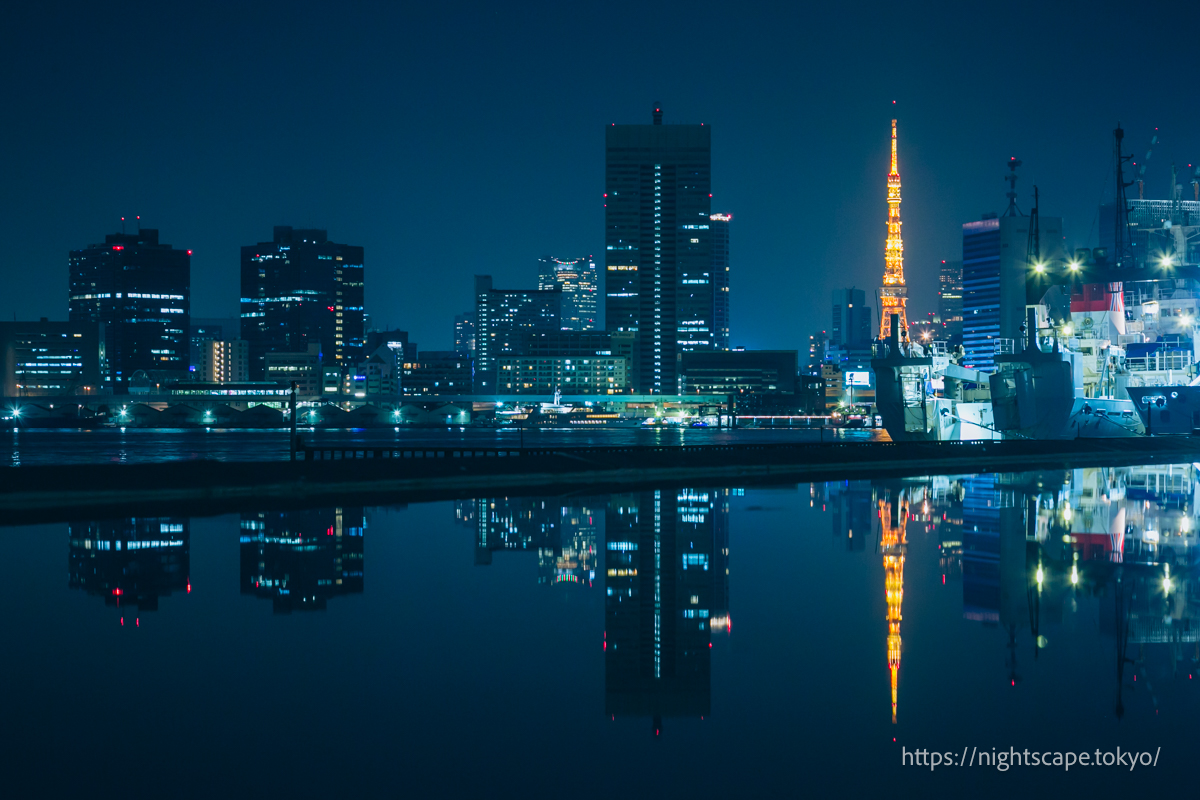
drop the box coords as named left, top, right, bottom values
left=879, top=119, right=909, bottom=339
left=880, top=490, right=908, bottom=723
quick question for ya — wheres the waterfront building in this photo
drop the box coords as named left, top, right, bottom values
left=678, top=349, right=797, bottom=396
left=937, top=260, right=963, bottom=344
left=710, top=213, right=732, bottom=350
left=189, top=317, right=240, bottom=373
left=831, top=288, right=873, bottom=347
left=454, top=313, right=475, bottom=355
left=264, top=344, right=324, bottom=397
left=0, top=319, right=103, bottom=396
left=402, top=351, right=473, bottom=395
left=497, top=354, right=628, bottom=394
left=358, top=344, right=399, bottom=395
left=538, top=256, right=598, bottom=331
left=240, top=508, right=364, bottom=613
left=68, top=517, right=189, bottom=611
left=240, top=226, right=364, bottom=379
left=605, top=104, right=713, bottom=393
left=69, top=228, right=191, bottom=387
left=474, top=275, right=562, bottom=393
left=194, top=339, right=248, bottom=383
left=961, top=213, right=1064, bottom=370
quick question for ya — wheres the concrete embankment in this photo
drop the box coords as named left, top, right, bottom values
left=2, top=438, right=1198, bottom=525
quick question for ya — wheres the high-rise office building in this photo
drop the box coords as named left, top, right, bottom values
left=68, top=228, right=191, bottom=387
left=710, top=213, right=731, bottom=350
left=937, top=260, right=964, bottom=344
left=830, top=288, right=873, bottom=347
left=1, top=320, right=103, bottom=396
left=454, top=312, right=475, bottom=355
left=240, top=226, right=364, bottom=379
left=961, top=214, right=1063, bottom=370
left=605, top=104, right=713, bottom=393
left=538, top=256, right=598, bottom=331
left=473, top=275, right=562, bottom=393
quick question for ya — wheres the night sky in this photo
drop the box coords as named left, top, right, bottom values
left=2, top=0, right=1198, bottom=351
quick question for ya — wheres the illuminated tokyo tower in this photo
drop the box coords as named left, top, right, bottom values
left=879, top=119, right=909, bottom=339
left=880, top=490, right=908, bottom=723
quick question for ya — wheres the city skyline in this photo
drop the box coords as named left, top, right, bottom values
left=2, top=2, right=1197, bottom=356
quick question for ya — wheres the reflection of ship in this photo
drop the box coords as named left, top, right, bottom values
left=69, top=517, right=190, bottom=614
left=240, top=508, right=364, bottom=612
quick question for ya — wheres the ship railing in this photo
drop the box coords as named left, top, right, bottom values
left=1126, top=352, right=1195, bottom=372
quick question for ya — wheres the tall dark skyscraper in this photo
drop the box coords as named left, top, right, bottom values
left=473, top=275, right=562, bottom=393
left=240, top=227, right=364, bottom=379
left=68, top=228, right=191, bottom=387
left=538, top=256, right=598, bottom=331
left=830, top=287, right=872, bottom=347
left=605, top=105, right=712, bottom=393
left=937, top=260, right=963, bottom=344
left=710, top=213, right=731, bottom=350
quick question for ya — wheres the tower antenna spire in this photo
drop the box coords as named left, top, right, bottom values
left=1003, top=158, right=1023, bottom=217
left=879, top=119, right=909, bottom=339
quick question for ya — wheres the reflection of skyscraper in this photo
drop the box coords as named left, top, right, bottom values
left=469, top=496, right=600, bottom=588
left=605, top=489, right=728, bottom=731
left=831, top=481, right=872, bottom=551
left=962, top=475, right=1002, bottom=622
left=240, top=508, right=364, bottom=613
left=69, top=518, right=190, bottom=612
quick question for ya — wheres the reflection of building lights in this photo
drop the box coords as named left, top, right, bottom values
left=1070, top=565, right=1079, bottom=585
left=1164, top=564, right=1173, bottom=594
left=1063, top=505, right=1072, bottom=522
left=1035, top=565, right=1044, bottom=587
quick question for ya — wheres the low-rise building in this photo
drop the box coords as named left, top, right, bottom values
left=497, top=355, right=628, bottom=394
left=264, top=344, right=323, bottom=398
left=403, top=351, right=474, bottom=396
left=1, top=319, right=104, bottom=396
left=679, top=350, right=797, bottom=396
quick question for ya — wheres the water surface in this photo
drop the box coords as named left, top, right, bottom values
left=0, top=464, right=1194, bottom=797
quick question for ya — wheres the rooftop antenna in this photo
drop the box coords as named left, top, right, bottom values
left=136, top=215, right=141, bottom=234
left=652, top=101, right=662, bottom=125
left=1136, top=131, right=1158, bottom=199
left=1003, top=158, right=1024, bottom=216
left=1192, top=165, right=1199, bottom=202
left=1113, top=123, right=1135, bottom=268
left=121, top=216, right=126, bottom=234
left=1027, top=186, right=1041, bottom=285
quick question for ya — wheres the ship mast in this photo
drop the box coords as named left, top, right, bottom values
left=879, top=120, right=909, bottom=339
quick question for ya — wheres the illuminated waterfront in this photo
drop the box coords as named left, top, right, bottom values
left=1, top=463, right=1196, bottom=796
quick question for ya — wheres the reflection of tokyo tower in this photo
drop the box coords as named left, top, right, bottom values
left=880, top=490, right=908, bottom=723
left=879, top=119, right=908, bottom=339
